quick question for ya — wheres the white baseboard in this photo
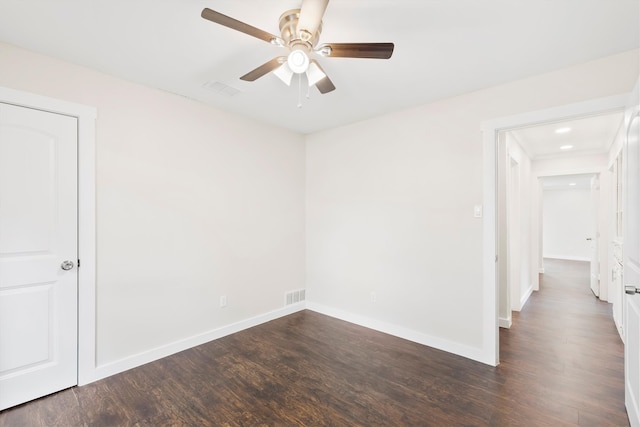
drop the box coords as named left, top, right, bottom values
left=85, top=303, right=306, bottom=385
left=543, top=255, right=590, bottom=262
left=85, top=299, right=498, bottom=385
left=305, top=302, right=488, bottom=365
left=499, top=317, right=512, bottom=328
left=511, top=285, right=534, bottom=312
left=520, top=285, right=534, bottom=310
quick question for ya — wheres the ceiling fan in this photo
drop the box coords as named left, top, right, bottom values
left=201, top=0, right=394, bottom=94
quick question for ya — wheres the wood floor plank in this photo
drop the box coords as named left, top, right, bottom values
left=0, top=259, right=629, bottom=426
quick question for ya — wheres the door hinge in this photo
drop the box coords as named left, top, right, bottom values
left=625, top=285, right=640, bottom=295
left=77, top=259, right=80, bottom=268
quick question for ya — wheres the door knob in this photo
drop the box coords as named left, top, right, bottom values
left=625, top=285, right=640, bottom=295
left=61, top=260, right=74, bottom=271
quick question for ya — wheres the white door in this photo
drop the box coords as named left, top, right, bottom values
left=589, top=175, right=600, bottom=297
left=0, top=102, right=78, bottom=410
left=624, top=79, right=640, bottom=426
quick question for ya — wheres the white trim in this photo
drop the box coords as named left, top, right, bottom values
left=519, top=285, right=534, bottom=310
left=92, top=303, right=305, bottom=382
left=482, top=93, right=628, bottom=367
left=627, top=381, right=640, bottom=427
left=306, top=302, right=487, bottom=364
left=543, top=255, right=591, bottom=262
left=0, top=87, right=98, bottom=386
left=481, top=94, right=628, bottom=133
left=482, top=126, right=499, bottom=366
left=77, top=112, right=97, bottom=385
left=499, top=317, right=512, bottom=329
left=534, top=167, right=606, bottom=179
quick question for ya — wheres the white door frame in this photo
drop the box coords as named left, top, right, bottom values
left=0, top=87, right=97, bottom=385
left=507, top=153, right=521, bottom=312
left=533, top=170, right=605, bottom=292
left=481, top=93, right=628, bottom=366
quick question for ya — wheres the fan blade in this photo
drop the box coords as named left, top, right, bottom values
left=319, top=42, right=394, bottom=59
left=240, top=57, right=287, bottom=81
left=310, top=60, right=335, bottom=94
left=297, top=0, right=329, bottom=39
left=201, top=8, right=281, bottom=45
left=316, top=75, right=336, bottom=94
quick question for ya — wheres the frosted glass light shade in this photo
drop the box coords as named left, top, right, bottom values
left=288, top=50, right=309, bottom=74
left=273, top=63, right=294, bottom=86
left=306, top=62, right=326, bottom=86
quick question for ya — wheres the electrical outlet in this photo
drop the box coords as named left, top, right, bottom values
left=370, top=291, right=377, bottom=303
left=219, top=295, right=227, bottom=308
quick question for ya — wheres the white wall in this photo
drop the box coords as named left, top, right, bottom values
left=306, top=50, right=638, bottom=362
left=497, top=133, right=510, bottom=326
left=1, top=40, right=637, bottom=371
left=506, top=134, right=533, bottom=311
left=0, top=42, right=306, bottom=369
left=497, top=132, right=534, bottom=328
left=533, top=154, right=609, bottom=175
left=543, top=188, right=592, bottom=260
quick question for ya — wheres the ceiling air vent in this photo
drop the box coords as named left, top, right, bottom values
left=203, top=81, right=242, bottom=97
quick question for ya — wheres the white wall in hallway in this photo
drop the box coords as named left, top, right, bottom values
left=506, top=134, right=533, bottom=311
left=498, top=132, right=533, bottom=326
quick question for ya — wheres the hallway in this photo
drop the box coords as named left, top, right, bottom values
left=499, top=258, right=627, bottom=425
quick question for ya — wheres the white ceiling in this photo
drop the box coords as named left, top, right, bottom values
left=509, top=111, right=625, bottom=160
left=0, top=0, right=638, bottom=134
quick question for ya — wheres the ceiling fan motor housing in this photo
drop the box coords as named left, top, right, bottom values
left=279, top=9, right=322, bottom=48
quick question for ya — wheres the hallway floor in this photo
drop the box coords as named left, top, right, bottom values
left=499, top=258, right=627, bottom=426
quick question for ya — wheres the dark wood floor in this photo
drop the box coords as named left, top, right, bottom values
left=0, top=259, right=628, bottom=426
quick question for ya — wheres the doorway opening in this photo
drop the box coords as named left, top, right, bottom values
left=539, top=173, right=601, bottom=297
left=481, top=94, right=628, bottom=366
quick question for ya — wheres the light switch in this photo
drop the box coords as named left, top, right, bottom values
left=474, top=205, right=483, bottom=218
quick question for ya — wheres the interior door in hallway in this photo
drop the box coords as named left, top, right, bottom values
left=0, top=102, right=78, bottom=410
left=624, top=79, right=640, bottom=427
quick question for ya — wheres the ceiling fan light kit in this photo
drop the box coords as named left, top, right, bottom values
left=273, top=63, right=294, bottom=86
left=287, top=48, right=310, bottom=74
left=306, top=62, right=327, bottom=86
left=200, top=0, right=394, bottom=97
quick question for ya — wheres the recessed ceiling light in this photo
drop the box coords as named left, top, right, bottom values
left=555, top=127, right=572, bottom=134
left=560, top=145, right=574, bottom=150
left=569, top=183, right=577, bottom=186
